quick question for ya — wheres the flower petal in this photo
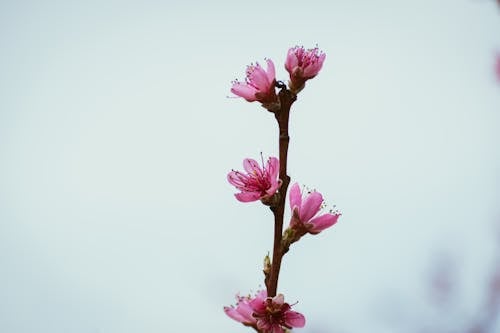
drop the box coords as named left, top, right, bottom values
left=304, top=52, right=326, bottom=78
left=285, top=48, right=299, bottom=73
left=284, top=310, right=306, bottom=328
left=231, top=83, right=258, bottom=101
left=243, top=158, right=262, bottom=175
left=303, top=63, right=320, bottom=78
left=289, top=182, right=302, bottom=211
left=272, top=294, right=284, bottom=305
left=308, top=213, right=340, bottom=234
left=235, top=192, right=261, bottom=202
left=300, top=191, right=323, bottom=222
left=272, top=325, right=284, bottom=333
left=224, top=306, right=248, bottom=323
left=265, top=59, right=276, bottom=85
left=249, top=295, right=266, bottom=313
left=227, top=171, right=248, bottom=188
left=265, top=180, right=280, bottom=197
left=248, top=63, right=270, bottom=91
left=235, top=301, right=255, bottom=323
left=256, top=319, right=272, bottom=332
left=266, top=157, right=279, bottom=180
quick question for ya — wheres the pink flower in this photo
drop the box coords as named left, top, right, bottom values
left=288, top=182, right=340, bottom=235
left=225, top=290, right=306, bottom=333
left=227, top=156, right=281, bottom=203
left=285, top=46, right=326, bottom=93
left=250, top=293, right=306, bottom=333
left=231, top=59, right=279, bottom=109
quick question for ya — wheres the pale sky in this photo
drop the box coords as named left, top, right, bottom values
left=1, top=1, right=499, bottom=332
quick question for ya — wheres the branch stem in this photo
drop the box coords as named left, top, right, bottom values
left=267, top=87, right=296, bottom=297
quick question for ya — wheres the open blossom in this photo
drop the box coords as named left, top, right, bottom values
left=288, top=182, right=340, bottom=235
left=225, top=290, right=305, bottom=333
left=227, top=156, right=280, bottom=203
left=251, top=292, right=306, bottom=333
left=285, top=46, right=326, bottom=93
left=231, top=59, right=279, bottom=109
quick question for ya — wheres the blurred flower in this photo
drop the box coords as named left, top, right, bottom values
left=496, top=53, right=500, bottom=82
left=227, top=156, right=281, bottom=203
left=429, top=254, right=456, bottom=306
left=284, top=183, right=340, bottom=245
left=231, top=59, right=279, bottom=110
left=285, top=46, right=326, bottom=93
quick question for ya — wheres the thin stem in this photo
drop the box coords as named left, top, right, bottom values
left=267, top=87, right=296, bottom=297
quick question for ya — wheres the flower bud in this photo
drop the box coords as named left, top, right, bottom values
left=263, top=253, right=271, bottom=275
left=285, top=46, right=326, bottom=94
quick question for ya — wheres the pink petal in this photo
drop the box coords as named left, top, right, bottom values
left=303, top=65, right=319, bottom=78
left=319, top=52, right=326, bottom=65
left=224, top=306, right=248, bottom=323
left=243, top=158, right=262, bottom=176
left=272, top=294, right=284, bottom=305
left=308, top=213, right=340, bottom=234
left=249, top=64, right=270, bottom=91
left=265, top=181, right=280, bottom=197
left=256, top=320, right=272, bottom=332
left=231, top=84, right=258, bottom=101
left=285, top=48, right=299, bottom=73
left=235, top=192, right=261, bottom=202
left=227, top=171, right=248, bottom=188
left=300, top=191, right=323, bottom=222
left=289, top=182, right=302, bottom=211
left=303, top=62, right=321, bottom=78
left=235, top=302, right=255, bottom=323
left=284, top=311, right=306, bottom=328
left=272, top=325, right=284, bottom=333
left=304, top=52, right=326, bottom=78
left=249, top=296, right=266, bottom=313
left=267, top=157, right=279, bottom=180
left=265, top=59, right=276, bottom=85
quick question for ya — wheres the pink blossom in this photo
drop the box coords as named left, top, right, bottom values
left=225, top=291, right=305, bottom=333
left=231, top=59, right=279, bottom=107
left=227, top=156, right=281, bottom=203
left=285, top=46, right=326, bottom=93
left=288, top=182, right=340, bottom=235
left=250, top=293, right=306, bottom=333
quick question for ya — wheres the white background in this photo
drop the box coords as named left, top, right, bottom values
left=1, top=1, right=499, bottom=332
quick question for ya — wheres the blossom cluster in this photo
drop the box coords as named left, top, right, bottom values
left=231, top=46, right=326, bottom=110
left=228, top=157, right=340, bottom=241
left=224, top=45, right=339, bottom=333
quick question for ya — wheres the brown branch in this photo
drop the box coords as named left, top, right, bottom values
left=267, top=85, right=296, bottom=297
